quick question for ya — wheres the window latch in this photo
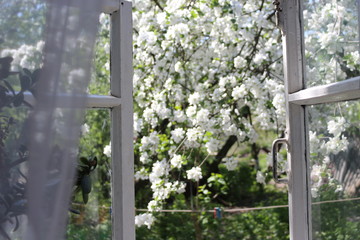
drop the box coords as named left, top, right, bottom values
left=271, top=138, right=289, bottom=184
left=273, top=0, right=284, bottom=33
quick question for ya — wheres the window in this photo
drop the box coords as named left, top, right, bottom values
left=278, top=1, right=360, bottom=239
left=85, top=1, right=134, bottom=239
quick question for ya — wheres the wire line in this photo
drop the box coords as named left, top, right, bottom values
left=135, top=197, right=360, bottom=213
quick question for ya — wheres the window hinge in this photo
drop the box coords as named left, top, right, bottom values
left=271, top=138, right=289, bottom=184
left=273, top=0, right=284, bottom=33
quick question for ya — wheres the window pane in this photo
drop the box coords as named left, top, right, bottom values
left=67, top=109, right=111, bottom=240
left=89, top=14, right=110, bottom=96
left=308, top=100, right=360, bottom=239
left=303, top=0, right=360, bottom=87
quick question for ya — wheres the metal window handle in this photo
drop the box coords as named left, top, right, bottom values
left=272, top=138, right=289, bottom=184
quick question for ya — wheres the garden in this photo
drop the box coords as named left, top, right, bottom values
left=0, top=0, right=359, bottom=239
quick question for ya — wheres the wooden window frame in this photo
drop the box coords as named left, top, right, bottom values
left=22, top=1, right=134, bottom=238
left=82, top=1, right=135, bottom=239
left=282, top=1, right=360, bottom=240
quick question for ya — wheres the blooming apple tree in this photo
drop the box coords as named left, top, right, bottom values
left=130, top=0, right=286, bottom=227
left=2, top=0, right=358, bottom=232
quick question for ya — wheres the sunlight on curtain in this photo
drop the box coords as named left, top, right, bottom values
left=0, top=0, right=103, bottom=239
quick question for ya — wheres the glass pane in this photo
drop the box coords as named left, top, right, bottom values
left=67, top=109, right=112, bottom=240
left=308, top=100, right=360, bottom=239
left=303, top=0, right=360, bottom=87
left=88, top=13, right=110, bottom=96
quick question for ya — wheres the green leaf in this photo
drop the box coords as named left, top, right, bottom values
left=0, top=56, right=13, bottom=80
left=0, top=85, right=8, bottom=102
left=82, top=192, right=89, bottom=204
left=89, top=156, right=97, bottom=171
left=31, top=68, right=42, bottom=83
left=265, top=100, right=275, bottom=109
left=20, top=75, right=31, bottom=91
left=3, top=79, right=15, bottom=95
left=79, top=156, right=88, bottom=165
left=22, top=68, right=32, bottom=77
left=81, top=175, right=92, bottom=194
left=13, top=93, right=24, bottom=107
left=239, top=105, right=250, bottom=118
left=190, top=10, right=198, bottom=18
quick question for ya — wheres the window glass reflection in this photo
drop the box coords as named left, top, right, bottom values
left=308, top=100, right=360, bottom=239
left=303, top=0, right=360, bottom=86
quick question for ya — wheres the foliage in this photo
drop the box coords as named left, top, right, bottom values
left=0, top=0, right=46, bottom=48
left=2, top=0, right=360, bottom=239
left=67, top=219, right=111, bottom=240
left=0, top=50, right=39, bottom=239
left=131, top=0, right=286, bottom=230
left=0, top=45, right=101, bottom=239
left=66, top=15, right=112, bottom=238
left=129, top=0, right=360, bottom=238
left=312, top=185, right=360, bottom=240
left=136, top=189, right=289, bottom=240
left=75, top=156, right=98, bottom=204
left=137, top=210, right=289, bottom=240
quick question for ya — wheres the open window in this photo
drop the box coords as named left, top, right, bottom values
left=0, top=0, right=134, bottom=239
left=277, top=0, right=360, bottom=239
left=85, top=1, right=135, bottom=239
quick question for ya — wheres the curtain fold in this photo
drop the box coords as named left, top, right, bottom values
left=0, top=1, right=103, bottom=239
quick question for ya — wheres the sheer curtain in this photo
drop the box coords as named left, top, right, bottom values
left=0, top=0, right=103, bottom=239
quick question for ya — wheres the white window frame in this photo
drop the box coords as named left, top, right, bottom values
left=109, top=1, right=135, bottom=239
left=83, top=1, right=135, bottom=239
left=23, top=5, right=134, bottom=238
left=281, top=1, right=360, bottom=240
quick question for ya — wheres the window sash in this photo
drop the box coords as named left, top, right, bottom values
left=109, top=1, right=135, bottom=239
left=289, top=76, right=360, bottom=106
left=282, top=0, right=311, bottom=239
left=283, top=1, right=360, bottom=240
left=74, top=1, right=135, bottom=239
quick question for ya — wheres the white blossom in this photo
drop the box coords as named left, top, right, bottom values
left=256, top=171, right=266, bottom=184
left=81, top=124, right=89, bottom=135
left=231, top=85, right=246, bottom=100
left=173, top=110, right=186, bottom=123
left=140, top=152, right=150, bottom=164
left=327, top=117, right=347, bottom=137
left=103, top=143, right=111, bottom=157
left=171, top=128, right=185, bottom=143
left=135, top=213, right=155, bottom=229
left=135, top=168, right=149, bottom=181
left=140, top=131, right=160, bottom=152
left=222, top=157, right=238, bottom=171
left=147, top=200, right=160, bottom=212
left=234, top=56, right=246, bottom=69
left=186, top=106, right=197, bottom=118
left=149, top=159, right=170, bottom=183
left=186, top=167, right=202, bottom=181
left=205, top=138, right=221, bottom=154
left=188, top=92, right=201, bottom=105
left=170, top=154, right=183, bottom=169
left=173, top=181, right=186, bottom=194
left=195, top=108, right=210, bottom=124
left=325, top=135, right=348, bottom=155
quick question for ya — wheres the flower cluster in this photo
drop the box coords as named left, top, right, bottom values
left=303, top=0, right=359, bottom=86
left=131, top=0, right=286, bottom=227
left=1, top=41, right=44, bottom=70
left=135, top=213, right=155, bottom=229
left=309, top=109, right=351, bottom=198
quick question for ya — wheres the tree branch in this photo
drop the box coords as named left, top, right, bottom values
left=152, top=0, right=164, bottom=11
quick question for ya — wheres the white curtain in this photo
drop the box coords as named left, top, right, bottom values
left=0, top=0, right=103, bottom=239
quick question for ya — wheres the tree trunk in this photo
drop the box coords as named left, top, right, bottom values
left=191, top=213, right=203, bottom=240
